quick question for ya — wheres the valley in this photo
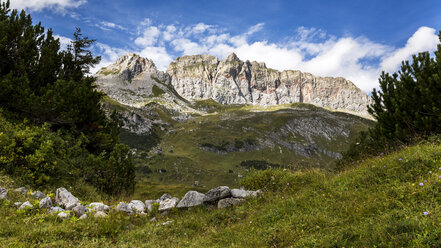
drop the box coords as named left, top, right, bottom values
left=96, top=54, right=374, bottom=190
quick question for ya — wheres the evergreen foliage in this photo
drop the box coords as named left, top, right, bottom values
left=0, top=1, right=135, bottom=195
left=341, top=31, right=441, bottom=164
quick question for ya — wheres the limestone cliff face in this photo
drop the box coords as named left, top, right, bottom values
left=95, top=53, right=170, bottom=106
left=166, top=53, right=371, bottom=113
left=95, top=53, right=372, bottom=114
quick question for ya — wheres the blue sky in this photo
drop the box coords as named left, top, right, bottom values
left=9, top=0, right=441, bottom=92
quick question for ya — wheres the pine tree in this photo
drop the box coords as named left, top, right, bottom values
left=368, top=32, right=441, bottom=142
left=0, top=0, right=135, bottom=195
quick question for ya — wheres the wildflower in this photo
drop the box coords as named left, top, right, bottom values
left=398, top=158, right=402, bottom=161
left=424, top=180, right=427, bottom=183
left=380, top=153, right=384, bottom=156
left=287, top=183, right=290, bottom=186
left=419, top=183, right=424, bottom=186
left=439, top=176, right=441, bottom=179
left=439, top=167, right=441, bottom=170
left=377, top=156, right=380, bottom=158
left=423, top=211, right=429, bottom=216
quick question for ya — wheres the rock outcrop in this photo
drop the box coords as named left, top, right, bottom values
left=176, top=191, right=205, bottom=208
left=167, top=53, right=371, bottom=113
left=95, top=53, right=372, bottom=115
left=55, top=188, right=80, bottom=210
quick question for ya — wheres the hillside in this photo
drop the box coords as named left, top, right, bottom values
left=100, top=95, right=373, bottom=190
left=96, top=54, right=374, bottom=189
left=2, top=139, right=441, bottom=247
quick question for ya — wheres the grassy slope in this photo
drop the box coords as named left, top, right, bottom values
left=2, top=140, right=441, bottom=247
left=134, top=102, right=372, bottom=189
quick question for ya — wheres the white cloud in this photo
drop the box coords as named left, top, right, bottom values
left=247, top=23, right=264, bottom=35
left=139, top=46, right=173, bottom=70
left=171, top=38, right=207, bottom=55
left=381, top=26, right=439, bottom=72
left=99, top=21, right=127, bottom=31
left=95, top=20, right=439, bottom=93
left=191, top=23, right=214, bottom=34
left=54, top=35, right=72, bottom=51
left=9, top=0, right=86, bottom=12
left=135, top=26, right=161, bottom=46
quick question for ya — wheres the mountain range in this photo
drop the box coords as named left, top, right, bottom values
left=94, top=53, right=374, bottom=187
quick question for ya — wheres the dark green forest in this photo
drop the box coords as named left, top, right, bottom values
left=0, top=1, right=135, bottom=195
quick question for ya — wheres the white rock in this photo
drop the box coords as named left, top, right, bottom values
left=0, top=188, right=7, bottom=200
left=158, top=197, right=179, bottom=212
left=18, top=201, right=33, bottom=210
left=14, top=187, right=27, bottom=195
left=57, top=212, right=70, bottom=220
left=177, top=191, right=205, bottom=208
left=55, top=188, right=80, bottom=210
left=128, top=200, right=145, bottom=213
left=144, top=200, right=155, bottom=212
left=115, top=202, right=133, bottom=214
left=89, top=202, right=110, bottom=212
left=203, top=186, right=231, bottom=203
left=14, top=202, right=22, bottom=207
left=217, top=198, right=245, bottom=209
left=231, top=189, right=258, bottom=198
left=79, top=214, right=88, bottom=220
left=157, top=193, right=172, bottom=202
left=48, top=206, right=64, bottom=213
left=31, top=191, right=46, bottom=199
left=94, top=211, right=107, bottom=218
left=72, top=204, right=86, bottom=217
left=39, top=197, right=52, bottom=209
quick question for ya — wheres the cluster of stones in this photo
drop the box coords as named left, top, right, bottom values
left=0, top=186, right=261, bottom=221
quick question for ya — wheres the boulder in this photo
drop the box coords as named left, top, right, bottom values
left=55, top=188, right=80, bottom=210
left=31, top=191, right=46, bottom=199
left=72, top=204, right=86, bottom=217
left=231, top=189, right=259, bottom=198
left=57, top=212, right=70, bottom=220
left=79, top=214, right=88, bottom=220
left=203, top=186, right=231, bottom=203
left=158, top=197, right=179, bottom=212
left=14, top=187, right=27, bottom=195
left=94, top=211, right=107, bottom=218
left=158, top=193, right=172, bottom=201
left=177, top=191, right=205, bottom=208
left=144, top=200, right=155, bottom=212
left=217, top=198, right=244, bottom=209
left=115, top=202, right=133, bottom=214
left=48, top=206, right=64, bottom=213
left=128, top=200, right=146, bottom=213
left=89, top=202, right=110, bottom=212
left=0, top=188, right=7, bottom=200
left=18, top=201, right=33, bottom=210
left=39, top=197, right=52, bottom=209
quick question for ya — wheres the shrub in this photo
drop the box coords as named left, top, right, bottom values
left=341, top=31, right=441, bottom=164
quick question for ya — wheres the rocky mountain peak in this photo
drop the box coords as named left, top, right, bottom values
left=96, top=53, right=158, bottom=81
left=95, top=53, right=372, bottom=114
left=225, top=52, right=240, bottom=62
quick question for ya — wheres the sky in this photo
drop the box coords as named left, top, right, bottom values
left=8, top=0, right=441, bottom=92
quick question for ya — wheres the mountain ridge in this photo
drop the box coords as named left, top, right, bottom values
left=95, top=53, right=372, bottom=115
